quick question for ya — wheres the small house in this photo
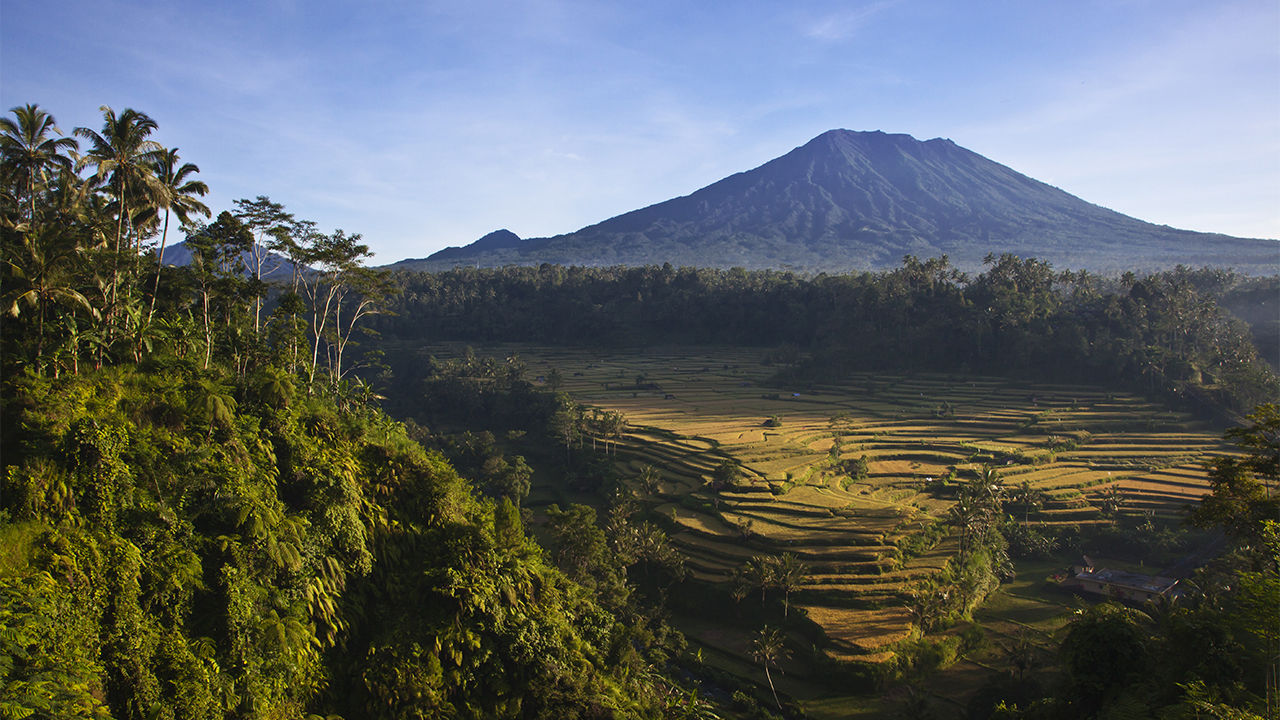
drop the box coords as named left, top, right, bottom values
left=1066, top=557, right=1180, bottom=604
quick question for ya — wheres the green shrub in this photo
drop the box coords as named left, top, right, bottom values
left=896, top=522, right=946, bottom=561
left=894, top=635, right=962, bottom=675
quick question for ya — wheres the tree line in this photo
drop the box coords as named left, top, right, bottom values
left=1, top=103, right=392, bottom=395
left=372, top=258, right=1277, bottom=419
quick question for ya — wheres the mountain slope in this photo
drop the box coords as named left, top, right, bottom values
left=159, top=241, right=304, bottom=279
left=404, top=130, right=1278, bottom=273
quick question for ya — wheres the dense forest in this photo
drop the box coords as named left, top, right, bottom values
left=2, top=102, right=1278, bottom=719
left=373, top=260, right=1277, bottom=420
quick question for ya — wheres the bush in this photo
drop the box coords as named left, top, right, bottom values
left=1004, top=522, right=1062, bottom=559
left=960, top=623, right=988, bottom=653
left=896, top=522, right=946, bottom=560
left=894, top=635, right=962, bottom=675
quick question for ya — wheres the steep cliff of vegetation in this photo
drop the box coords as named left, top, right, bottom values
left=0, top=103, right=708, bottom=720
left=1, top=363, right=705, bottom=718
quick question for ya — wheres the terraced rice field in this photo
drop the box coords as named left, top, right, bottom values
left=430, top=345, right=1229, bottom=677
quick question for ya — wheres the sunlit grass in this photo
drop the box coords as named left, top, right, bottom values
left=425, top=343, right=1226, bottom=678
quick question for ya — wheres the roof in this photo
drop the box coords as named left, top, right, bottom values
left=1075, top=568, right=1178, bottom=595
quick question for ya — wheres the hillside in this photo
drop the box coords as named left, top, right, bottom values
left=400, top=130, right=1279, bottom=274
left=0, top=364, right=699, bottom=719
left=159, top=241, right=303, bottom=279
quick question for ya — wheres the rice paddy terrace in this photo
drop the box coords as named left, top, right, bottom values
left=432, top=345, right=1228, bottom=682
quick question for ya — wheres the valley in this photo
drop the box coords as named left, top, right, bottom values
left=3, top=95, right=1275, bottom=719
left=419, top=343, right=1231, bottom=715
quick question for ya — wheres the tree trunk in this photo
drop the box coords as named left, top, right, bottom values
left=145, top=208, right=170, bottom=331
left=764, top=664, right=781, bottom=712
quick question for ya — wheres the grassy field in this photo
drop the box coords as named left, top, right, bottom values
left=424, top=344, right=1228, bottom=712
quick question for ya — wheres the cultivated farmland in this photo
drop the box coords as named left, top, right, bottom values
left=431, top=345, right=1227, bottom=698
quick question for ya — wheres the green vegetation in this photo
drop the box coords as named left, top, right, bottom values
left=967, top=405, right=1279, bottom=718
left=0, top=104, right=714, bottom=719
left=3, top=101, right=1275, bottom=718
left=0, top=364, right=711, bottom=718
left=374, top=257, right=1278, bottom=417
left=425, top=345, right=1273, bottom=717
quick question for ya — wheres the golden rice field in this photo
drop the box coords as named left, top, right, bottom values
left=430, top=344, right=1229, bottom=684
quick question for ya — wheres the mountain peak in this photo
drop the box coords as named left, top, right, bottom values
left=416, top=228, right=522, bottom=264
left=804, top=129, right=960, bottom=153
left=414, top=131, right=1278, bottom=274
left=472, top=228, right=521, bottom=250
left=808, top=128, right=903, bottom=147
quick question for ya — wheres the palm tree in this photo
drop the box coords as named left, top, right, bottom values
left=947, top=492, right=983, bottom=554
left=950, top=464, right=1005, bottom=554
left=3, top=224, right=99, bottom=369
left=975, top=463, right=1006, bottom=506
left=1011, top=480, right=1046, bottom=524
left=905, top=587, right=949, bottom=633
left=751, top=625, right=790, bottom=712
left=142, top=147, right=209, bottom=327
left=745, top=555, right=775, bottom=605
left=0, top=103, right=78, bottom=226
left=773, top=552, right=808, bottom=618
left=637, top=463, right=662, bottom=496
left=603, top=409, right=627, bottom=456
left=898, top=684, right=938, bottom=719
left=1004, top=627, right=1041, bottom=682
left=1097, top=485, right=1126, bottom=522
left=75, top=106, right=165, bottom=336
left=730, top=568, right=750, bottom=604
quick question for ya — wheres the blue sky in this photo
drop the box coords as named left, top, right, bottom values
left=3, top=0, right=1277, bottom=263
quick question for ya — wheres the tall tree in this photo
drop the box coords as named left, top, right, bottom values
left=549, top=396, right=582, bottom=461
left=233, top=196, right=293, bottom=334
left=1226, top=403, right=1280, bottom=488
left=751, top=625, right=790, bottom=712
left=1192, top=404, right=1280, bottom=545
left=1010, top=481, right=1046, bottom=525
left=298, top=229, right=381, bottom=391
left=2, top=224, right=98, bottom=370
left=1097, top=485, right=1127, bottom=522
left=140, top=147, right=208, bottom=328
left=328, top=262, right=393, bottom=386
left=74, top=107, right=165, bottom=341
left=0, top=103, right=78, bottom=226
left=1059, top=603, right=1150, bottom=716
left=270, top=217, right=318, bottom=373
left=185, top=212, right=252, bottom=369
left=772, top=552, right=807, bottom=618
left=744, top=555, right=775, bottom=605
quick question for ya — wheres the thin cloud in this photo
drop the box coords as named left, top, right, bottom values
left=953, top=2, right=1279, bottom=239
left=804, top=1, right=899, bottom=41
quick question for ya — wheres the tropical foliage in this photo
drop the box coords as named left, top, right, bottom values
left=0, top=103, right=705, bottom=719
